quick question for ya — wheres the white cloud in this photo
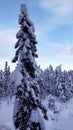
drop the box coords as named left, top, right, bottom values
left=0, top=28, right=17, bottom=56
left=37, top=42, right=73, bottom=71
left=55, top=46, right=73, bottom=57
left=48, top=42, right=73, bottom=58
left=0, top=29, right=17, bottom=46
left=49, top=42, right=64, bottom=48
left=0, top=29, right=17, bottom=71
left=37, top=42, right=73, bottom=59
left=37, top=0, right=73, bottom=15
left=35, top=0, right=73, bottom=35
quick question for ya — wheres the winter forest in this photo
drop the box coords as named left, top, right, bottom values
left=1, top=3, right=73, bottom=130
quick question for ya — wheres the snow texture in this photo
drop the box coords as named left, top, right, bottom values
left=20, top=4, right=28, bottom=16
left=29, top=108, right=46, bottom=130
left=43, top=96, right=73, bottom=130
left=11, top=69, right=23, bottom=87
left=0, top=99, right=14, bottom=130
left=1, top=97, right=73, bottom=130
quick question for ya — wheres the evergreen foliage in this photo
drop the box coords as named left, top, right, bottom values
left=0, top=61, right=11, bottom=100
left=12, top=4, right=48, bottom=130
left=37, top=65, right=73, bottom=102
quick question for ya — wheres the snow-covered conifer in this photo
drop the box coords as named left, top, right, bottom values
left=0, top=70, right=4, bottom=99
left=12, top=4, right=48, bottom=130
left=3, top=61, right=10, bottom=98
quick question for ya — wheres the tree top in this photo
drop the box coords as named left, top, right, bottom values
left=20, top=4, right=29, bottom=16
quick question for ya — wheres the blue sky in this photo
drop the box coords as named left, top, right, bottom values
left=0, top=0, right=73, bottom=71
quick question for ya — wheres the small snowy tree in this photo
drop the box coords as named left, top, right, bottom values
left=3, top=61, right=10, bottom=98
left=12, top=4, right=48, bottom=130
left=48, top=95, right=57, bottom=112
left=0, top=70, right=4, bottom=99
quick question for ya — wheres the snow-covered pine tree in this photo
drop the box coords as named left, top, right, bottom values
left=3, top=61, right=10, bottom=98
left=12, top=4, right=48, bottom=130
left=37, top=65, right=54, bottom=99
left=0, top=70, right=4, bottom=99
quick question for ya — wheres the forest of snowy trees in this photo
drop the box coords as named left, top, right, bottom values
left=1, top=63, right=73, bottom=103
left=0, top=61, right=12, bottom=100
left=1, top=3, right=73, bottom=130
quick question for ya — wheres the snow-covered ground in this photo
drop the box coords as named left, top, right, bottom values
left=0, top=97, right=73, bottom=130
left=44, top=97, right=73, bottom=130
left=0, top=99, right=14, bottom=130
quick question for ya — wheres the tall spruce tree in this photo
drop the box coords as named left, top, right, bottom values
left=12, top=4, right=48, bottom=130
